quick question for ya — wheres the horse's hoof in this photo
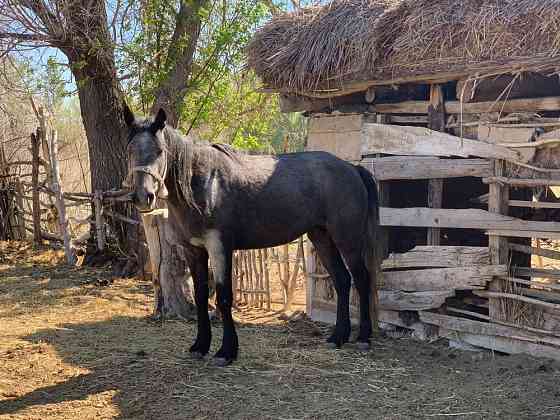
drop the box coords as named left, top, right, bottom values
left=213, top=357, right=233, bottom=367
left=190, top=351, right=205, bottom=360
left=356, top=341, right=371, bottom=351
left=325, top=341, right=338, bottom=350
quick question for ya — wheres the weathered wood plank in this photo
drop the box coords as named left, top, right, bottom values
left=509, top=243, right=560, bottom=261
left=513, top=267, right=560, bottom=280
left=427, top=85, right=445, bottom=247
left=374, top=96, right=560, bottom=115
left=380, top=207, right=560, bottom=232
left=313, top=290, right=453, bottom=312
left=486, top=230, right=560, bottom=239
left=378, top=290, right=454, bottom=311
left=508, top=200, right=560, bottom=209
left=361, top=124, right=523, bottom=160
left=474, top=290, right=560, bottom=311
left=382, top=246, right=490, bottom=269
left=500, top=275, right=560, bottom=292
left=438, top=328, right=560, bottom=361
left=420, top=311, right=560, bottom=347
left=484, top=177, right=560, bottom=187
left=360, top=157, right=492, bottom=180
left=382, top=265, right=507, bottom=292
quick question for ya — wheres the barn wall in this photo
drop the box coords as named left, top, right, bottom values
left=304, top=111, right=560, bottom=360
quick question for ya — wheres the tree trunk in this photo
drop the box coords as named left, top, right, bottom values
left=141, top=211, right=196, bottom=319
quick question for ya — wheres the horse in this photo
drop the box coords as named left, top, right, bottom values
left=123, top=104, right=380, bottom=366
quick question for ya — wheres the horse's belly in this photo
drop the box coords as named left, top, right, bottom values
left=234, top=223, right=310, bottom=250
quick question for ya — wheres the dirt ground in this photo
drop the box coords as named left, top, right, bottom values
left=1, top=242, right=560, bottom=420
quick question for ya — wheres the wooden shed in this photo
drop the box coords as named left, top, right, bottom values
left=248, top=0, right=560, bottom=359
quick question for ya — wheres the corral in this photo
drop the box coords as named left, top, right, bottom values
left=1, top=243, right=560, bottom=419
left=248, top=0, right=560, bottom=360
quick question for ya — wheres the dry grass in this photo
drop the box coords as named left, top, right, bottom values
left=247, top=0, right=390, bottom=92
left=377, top=0, right=560, bottom=78
left=2, top=241, right=560, bottom=419
left=247, top=0, right=560, bottom=92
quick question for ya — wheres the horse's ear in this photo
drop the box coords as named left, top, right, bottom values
left=151, top=108, right=167, bottom=132
left=123, top=102, right=135, bottom=127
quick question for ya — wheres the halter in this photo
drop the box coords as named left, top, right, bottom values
left=123, top=156, right=169, bottom=200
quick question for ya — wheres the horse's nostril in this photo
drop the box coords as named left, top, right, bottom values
left=146, top=192, right=155, bottom=206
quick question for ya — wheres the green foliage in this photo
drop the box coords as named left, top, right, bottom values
left=119, top=0, right=306, bottom=153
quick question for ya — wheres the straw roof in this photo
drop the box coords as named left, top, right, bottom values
left=247, top=0, right=560, bottom=93
left=246, top=0, right=390, bottom=92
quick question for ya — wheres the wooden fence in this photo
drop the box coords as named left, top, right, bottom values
left=1, top=125, right=308, bottom=312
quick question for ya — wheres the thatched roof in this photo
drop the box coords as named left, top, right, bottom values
left=247, top=0, right=560, bottom=94
left=247, top=0, right=390, bottom=92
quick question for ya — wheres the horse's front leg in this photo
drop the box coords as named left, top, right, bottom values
left=187, top=247, right=212, bottom=359
left=206, top=234, right=237, bottom=366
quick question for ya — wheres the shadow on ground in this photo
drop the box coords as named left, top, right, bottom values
left=2, top=310, right=560, bottom=419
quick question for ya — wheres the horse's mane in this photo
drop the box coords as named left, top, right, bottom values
left=162, top=126, right=242, bottom=215
left=163, top=126, right=201, bottom=214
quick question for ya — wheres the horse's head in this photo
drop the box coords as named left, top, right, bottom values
left=123, top=103, right=169, bottom=213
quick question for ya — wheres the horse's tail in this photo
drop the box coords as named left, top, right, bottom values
left=355, top=165, right=380, bottom=331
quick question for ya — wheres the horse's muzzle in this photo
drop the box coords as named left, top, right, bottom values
left=133, top=190, right=157, bottom=212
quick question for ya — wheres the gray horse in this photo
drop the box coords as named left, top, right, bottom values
left=124, top=104, right=379, bottom=366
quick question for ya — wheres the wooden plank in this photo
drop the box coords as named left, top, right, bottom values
left=382, top=265, right=507, bottom=292
left=427, top=179, right=443, bottom=245
left=382, top=246, right=490, bottom=269
left=438, top=328, right=560, bottom=361
left=484, top=177, right=560, bottom=187
left=513, top=267, right=560, bottom=280
left=307, top=114, right=363, bottom=161
left=379, top=207, right=560, bottom=232
left=361, top=124, right=523, bottom=160
left=509, top=243, right=560, bottom=261
left=486, top=230, right=560, bottom=240
left=488, top=160, right=509, bottom=320
left=478, top=125, right=536, bottom=162
left=378, top=290, right=454, bottom=311
left=312, top=290, right=453, bottom=313
left=427, top=85, right=445, bottom=246
left=508, top=200, right=560, bottom=209
left=374, top=96, right=560, bottom=115
left=308, top=114, right=363, bottom=133
left=500, top=276, right=560, bottom=292
left=420, top=311, right=560, bottom=347
left=474, top=290, right=560, bottom=311
left=361, top=157, right=492, bottom=180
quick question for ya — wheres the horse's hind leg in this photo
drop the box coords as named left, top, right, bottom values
left=308, top=227, right=352, bottom=348
left=334, top=242, right=372, bottom=349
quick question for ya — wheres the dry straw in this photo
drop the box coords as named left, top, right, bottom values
left=246, top=0, right=390, bottom=92
left=247, top=0, right=560, bottom=92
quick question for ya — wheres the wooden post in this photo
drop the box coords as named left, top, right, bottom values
left=30, top=131, right=42, bottom=245
left=49, top=129, right=75, bottom=264
left=263, top=248, right=271, bottom=310
left=37, top=106, right=53, bottom=191
left=15, top=180, right=26, bottom=240
left=282, top=244, right=290, bottom=311
left=488, top=160, right=510, bottom=320
left=94, top=191, right=105, bottom=251
left=305, top=239, right=316, bottom=316
left=427, top=84, right=446, bottom=245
